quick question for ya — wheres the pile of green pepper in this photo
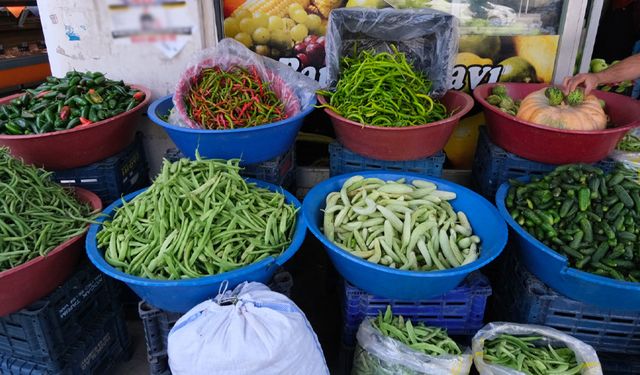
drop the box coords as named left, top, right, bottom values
left=0, top=71, right=145, bottom=135
left=506, top=164, right=640, bottom=282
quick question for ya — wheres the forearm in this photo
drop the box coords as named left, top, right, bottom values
left=594, top=54, right=640, bottom=84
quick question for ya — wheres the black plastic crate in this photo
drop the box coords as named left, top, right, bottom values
left=52, top=133, right=149, bottom=204
left=139, top=270, right=294, bottom=374
left=599, top=352, right=640, bottom=374
left=329, top=142, right=445, bottom=177
left=0, top=263, right=121, bottom=364
left=494, top=253, right=640, bottom=354
left=0, top=308, right=130, bottom=374
left=164, top=146, right=296, bottom=188
left=471, top=127, right=616, bottom=198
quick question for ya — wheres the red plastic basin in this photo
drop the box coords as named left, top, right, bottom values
left=0, top=85, right=150, bottom=170
left=318, top=90, right=474, bottom=161
left=0, top=188, right=102, bottom=316
left=474, top=83, right=640, bottom=164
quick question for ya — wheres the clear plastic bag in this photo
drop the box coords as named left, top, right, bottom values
left=472, top=322, right=603, bottom=375
left=324, top=8, right=458, bottom=98
left=351, top=318, right=473, bottom=375
left=610, top=128, right=640, bottom=182
left=171, top=38, right=319, bottom=129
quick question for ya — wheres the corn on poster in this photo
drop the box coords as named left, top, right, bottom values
left=222, top=0, right=562, bottom=86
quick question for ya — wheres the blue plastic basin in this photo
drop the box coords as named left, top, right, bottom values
left=302, top=171, right=507, bottom=300
left=496, top=179, right=640, bottom=311
left=148, top=94, right=315, bottom=164
left=86, top=179, right=306, bottom=313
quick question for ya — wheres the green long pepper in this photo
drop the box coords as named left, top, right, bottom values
left=318, top=45, right=448, bottom=127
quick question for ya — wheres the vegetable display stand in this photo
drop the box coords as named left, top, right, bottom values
left=599, top=352, right=640, bottom=374
left=340, top=272, right=491, bottom=347
left=471, top=126, right=615, bottom=198
left=52, top=133, right=149, bottom=204
left=164, top=145, right=296, bottom=188
left=0, top=263, right=130, bottom=373
left=328, top=142, right=445, bottom=177
left=0, top=262, right=121, bottom=363
left=138, top=270, right=294, bottom=375
left=494, top=253, right=640, bottom=354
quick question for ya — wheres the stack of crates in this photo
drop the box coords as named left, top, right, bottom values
left=164, top=146, right=296, bottom=189
left=329, top=142, right=445, bottom=177
left=139, top=270, right=294, bottom=375
left=339, top=273, right=492, bottom=373
left=471, top=127, right=615, bottom=198
left=0, top=263, right=130, bottom=374
left=494, top=253, right=640, bottom=374
left=51, top=133, right=149, bottom=205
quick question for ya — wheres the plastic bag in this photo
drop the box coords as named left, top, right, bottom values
left=324, top=8, right=458, bottom=98
left=171, top=38, right=320, bottom=129
left=167, top=282, right=329, bottom=375
left=610, top=128, right=640, bottom=182
left=472, top=322, right=603, bottom=375
left=351, top=318, right=473, bottom=375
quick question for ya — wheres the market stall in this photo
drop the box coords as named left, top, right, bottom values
left=1, top=1, right=640, bottom=374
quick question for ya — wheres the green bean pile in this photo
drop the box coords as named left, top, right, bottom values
left=374, top=306, right=461, bottom=355
left=617, top=132, right=640, bottom=152
left=323, top=176, right=481, bottom=271
left=0, top=148, right=94, bottom=272
left=483, top=334, right=582, bottom=375
left=96, top=158, right=298, bottom=280
left=318, top=46, right=448, bottom=127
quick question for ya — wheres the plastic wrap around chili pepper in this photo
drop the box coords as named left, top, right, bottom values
left=172, top=38, right=320, bottom=130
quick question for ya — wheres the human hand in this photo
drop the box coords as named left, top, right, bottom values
left=562, top=73, right=600, bottom=95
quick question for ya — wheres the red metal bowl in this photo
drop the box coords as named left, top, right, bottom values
left=0, top=85, right=150, bottom=170
left=318, top=90, right=474, bottom=161
left=0, top=188, right=102, bottom=316
left=474, top=83, right=640, bottom=164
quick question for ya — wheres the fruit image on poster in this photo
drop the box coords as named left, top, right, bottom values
left=223, top=0, right=340, bottom=83
left=450, top=34, right=559, bottom=92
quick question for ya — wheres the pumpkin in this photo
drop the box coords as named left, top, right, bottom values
left=516, top=88, right=608, bottom=131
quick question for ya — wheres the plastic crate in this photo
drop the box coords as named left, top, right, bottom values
left=329, top=142, right=445, bottom=177
left=0, top=308, right=130, bottom=374
left=164, top=146, right=296, bottom=188
left=495, top=254, right=640, bottom=354
left=0, top=263, right=121, bottom=364
left=599, top=352, right=640, bottom=374
left=139, top=270, right=294, bottom=375
left=52, top=133, right=149, bottom=204
left=471, top=127, right=616, bottom=198
left=341, top=272, right=491, bottom=347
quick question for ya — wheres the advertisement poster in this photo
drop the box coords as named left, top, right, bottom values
left=222, top=0, right=562, bottom=87
left=107, top=0, right=193, bottom=57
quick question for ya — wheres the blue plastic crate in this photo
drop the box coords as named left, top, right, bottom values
left=599, top=352, right=640, bottom=374
left=495, top=253, right=640, bottom=354
left=0, top=263, right=122, bottom=365
left=341, top=272, right=491, bottom=347
left=471, top=127, right=616, bottom=198
left=164, top=146, right=295, bottom=188
left=329, top=142, right=445, bottom=177
left=0, top=308, right=130, bottom=375
left=52, top=134, right=149, bottom=205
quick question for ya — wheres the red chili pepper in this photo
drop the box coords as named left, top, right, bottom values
left=59, top=106, right=70, bottom=121
left=79, top=117, right=93, bottom=126
left=36, top=90, right=51, bottom=98
left=133, top=91, right=145, bottom=102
